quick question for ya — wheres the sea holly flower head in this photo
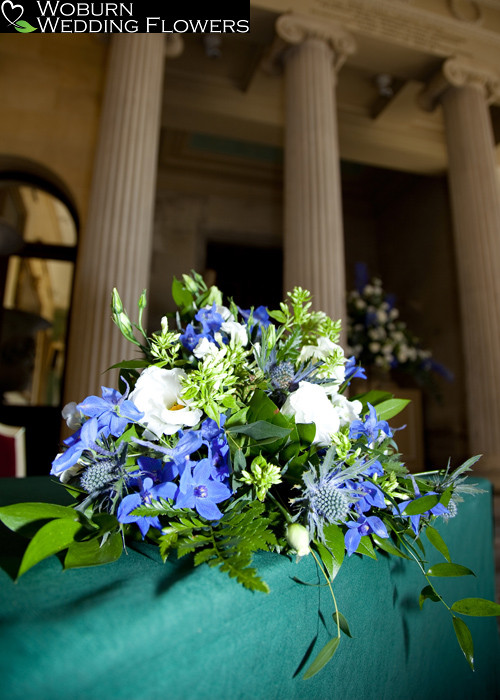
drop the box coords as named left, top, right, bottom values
left=345, top=514, right=389, bottom=556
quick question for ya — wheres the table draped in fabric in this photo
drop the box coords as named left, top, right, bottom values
left=0, top=476, right=499, bottom=700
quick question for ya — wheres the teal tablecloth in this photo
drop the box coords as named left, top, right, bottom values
left=0, top=477, right=499, bottom=700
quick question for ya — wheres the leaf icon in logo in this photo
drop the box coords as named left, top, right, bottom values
left=1, top=0, right=24, bottom=26
left=15, top=18, right=36, bottom=32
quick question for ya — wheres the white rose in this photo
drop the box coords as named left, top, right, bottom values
left=129, top=366, right=202, bottom=438
left=281, top=381, right=340, bottom=446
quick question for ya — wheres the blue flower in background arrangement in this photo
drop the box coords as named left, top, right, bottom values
left=345, top=515, right=389, bottom=556
left=349, top=403, right=392, bottom=443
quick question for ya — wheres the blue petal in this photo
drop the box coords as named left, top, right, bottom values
left=195, top=498, right=223, bottom=521
left=345, top=528, right=361, bottom=557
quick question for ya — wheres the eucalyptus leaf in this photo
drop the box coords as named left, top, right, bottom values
left=0, top=502, right=76, bottom=533
left=426, top=563, right=475, bottom=578
left=452, top=616, right=474, bottom=671
left=332, top=611, right=353, bottom=638
left=425, top=525, right=451, bottom=562
left=18, top=518, right=82, bottom=577
left=64, top=531, right=123, bottom=569
left=451, top=598, right=500, bottom=617
left=303, top=636, right=341, bottom=680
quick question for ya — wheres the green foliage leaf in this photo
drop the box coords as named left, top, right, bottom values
left=315, top=542, right=334, bottom=580
left=108, top=359, right=149, bottom=370
left=451, top=598, right=500, bottom=617
left=419, top=584, right=441, bottom=608
left=15, top=20, right=37, bottom=32
left=402, top=495, right=439, bottom=516
left=171, top=277, right=194, bottom=312
left=452, top=616, right=474, bottom=671
left=296, top=422, right=316, bottom=444
left=18, top=518, right=82, bottom=577
left=227, top=420, right=291, bottom=442
left=426, top=563, right=475, bottom=578
left=322, top=523, right=345, bottom=579
left=64, top=531, right=123, bottom=569
left=352, top=390, right=393, bottom=407
left=373, top=398, right=410, bottom=421
left=332, top=612, right=353, bottom=638
left=303, top=636, right=340, bottom=679
left=0, top=502, right=76, bottom=533
left=355, top=535, right=377, bottom=560
left=425, top=525, right=451, bottom=562
left=372, top=533, right=411, bottom=560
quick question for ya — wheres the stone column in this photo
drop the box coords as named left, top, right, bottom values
left=64, top=35, right=182, bottom=405
left=420, top=58, right=500, bottom=484
left=274, top=14, right=355, bottom=325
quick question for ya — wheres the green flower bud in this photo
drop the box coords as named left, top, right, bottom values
left=286, top=523, right=311, bottom=558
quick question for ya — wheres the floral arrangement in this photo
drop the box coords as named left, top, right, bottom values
left=347, top=263, right=452, bottom=389
left=0, top=272, right=498, bottom=679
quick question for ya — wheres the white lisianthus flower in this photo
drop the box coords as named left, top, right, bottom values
left=129, top=366, right=202, bottom=438
left=214, top=304, right=233, bottom=321
left=327, top=388, right=363, bottom=428
left=193, top=336, right=220, bottom=360
left=281, top=381, right=340, bottom=446
left=221, top=320, right=248, bottom=346
left=299, top=338, right=345, bottom=383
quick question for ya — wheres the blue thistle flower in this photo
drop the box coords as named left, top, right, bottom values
left=296, top=448, right=368, bottom=542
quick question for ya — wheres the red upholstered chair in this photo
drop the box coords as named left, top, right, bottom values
left=0, top=423, right=26, bottom=477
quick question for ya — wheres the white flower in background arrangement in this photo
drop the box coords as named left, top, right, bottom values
left=129, top=366, right=202, bottom=438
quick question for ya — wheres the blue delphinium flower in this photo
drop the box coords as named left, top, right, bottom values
left=175, top=458, right=232, bottom=520
left=200, top=416, right=230, bottom=481
left=349, top=479, right=386, bottom=515
left=179, top=323, right=210, bottom=352
left=117, top=476, right=177, bottom=538
left=77, top=379, right=144, bottom=439
left=344, top=356, right=367, bottom=383
left=51, top=417, right=100, bottom=475
left=195, top=303, right=224, bottom=334
left=349, top=403, right=392, bottom=443
left=394, top=476, right=449, bottom=534
left=345, top=515, right=389, bottom=556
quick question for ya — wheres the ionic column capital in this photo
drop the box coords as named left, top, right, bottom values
left=263, top=13, right=356, bottom=75
left=419, top=57, right=500, bottom=111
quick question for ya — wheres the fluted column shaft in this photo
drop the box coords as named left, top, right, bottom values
left=277, top=14, right=355, bottom=325
left=421, top=59, right=500, bottom=483
left=64, top=34, right=167, bottom=403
